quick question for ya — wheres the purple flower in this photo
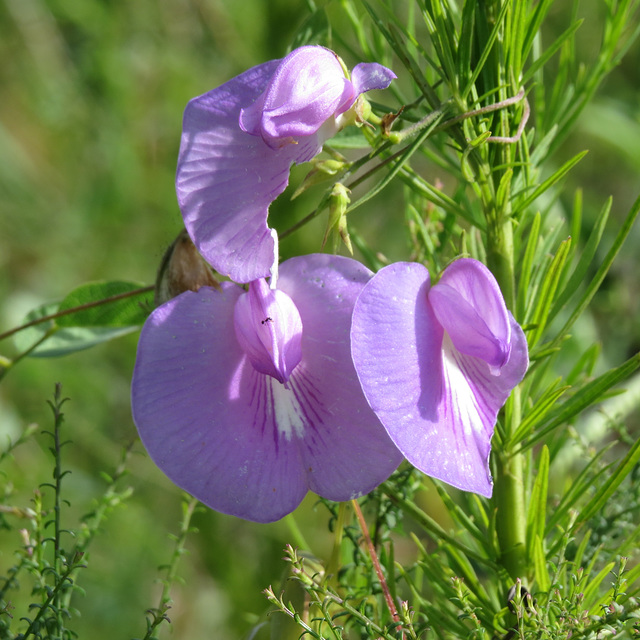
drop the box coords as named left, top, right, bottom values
left=176, top=46, right=396, bottom=284
left=350, top=259, right=529, bottom=497
left=131, top=254, right=402, bottom=522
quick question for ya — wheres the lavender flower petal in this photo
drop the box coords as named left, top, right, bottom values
left=132, top=255, right=402, bottom=522
left=278, top=255, right=403, bottom=500
left=351, top=261, right=528, bottom=497
left=131, top=283, right=308, bottom=522
left=240, top=46, right=353, bottom=144
left=176, top=48, right=396, bottom=285
left=177, top=60, right=322, bottom=284
left=350, top=62, right=397, bottom=95
left=233, top=279, right=303, bottom=384
left=429, top=259, right=511, bottom=369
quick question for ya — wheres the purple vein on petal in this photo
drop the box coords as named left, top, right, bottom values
left=288, top=368, right=327, bottom=432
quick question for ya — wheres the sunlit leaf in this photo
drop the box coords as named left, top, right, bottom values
left=56, top=281, right=153, bottom=328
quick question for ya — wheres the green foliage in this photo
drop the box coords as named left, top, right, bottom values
left=2, top=0, right=640, bottom=638
left=0, top=385, right=198, bottom=640
left=5, top=282, right=152, bottom=362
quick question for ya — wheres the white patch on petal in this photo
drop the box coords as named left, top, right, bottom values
left=269, top=378, right=306, bottom=440
left=441, top=335, right=482, bottom=439
left=269, top=229, right=279, bottom=288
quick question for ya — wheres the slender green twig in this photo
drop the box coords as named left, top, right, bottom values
left=0, top=329, right=57, bottom=382
left=142, top=495, right=199, bottom=640
left=381, top=482, right=496, bottom=569
left=19, top=551, right=86, bottom=640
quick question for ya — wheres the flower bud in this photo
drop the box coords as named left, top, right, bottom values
left=155, top=230, right=221, bottom=306
left=292, top=158, right=349, bottom=199
left=323, top=183, right=352, bottom=254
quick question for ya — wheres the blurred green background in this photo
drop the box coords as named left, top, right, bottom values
left=1, top=0, right=639, bottom=638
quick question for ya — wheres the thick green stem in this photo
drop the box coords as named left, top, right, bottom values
left=486, top=194, right=526, bottom=583
left=486, top=207, right=516, bottom=310
left=494, top=447, right=527, bottom=580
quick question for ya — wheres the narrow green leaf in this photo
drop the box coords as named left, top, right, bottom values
left=562, top=188, right=583, bottom=289
left=399, top=165, right=477, bottom=225
left=516, top=211, right=540, bottom=322
left=468, top=493, right=490, bottom=532
left=512, top=382, right=568, bottom=443
left=532, top=535, right=550, bottom=594
left=505, top=0, right=526, bottom=78
left=456, top=0, right=475, bottom=90
left=578, top=436, right=640, bottom=525
left=566, top=343, right=600, bottom=386
left=407, top=204, right=437, bottom=258
left=56, top=281, right=153, bottom=328
left=421, top=0, right=457, bottom=88
left=522, top=20, right=583, bottom=85
left=572, top=529, right=592, bottom=572
left=546, top=446, right=613, bottom=534
left=347, top=115, right=445, bottom=216
left=442, top=546, right=482, bottom=598
left=550, top=192, right=640, bottom=348
left=522, top=0, right=557, bottom=62
left=434, top=483, right=490, bottom=553
left=521, top=223, right=570, bottom=329
left=548, top=197, right=611, bottom=325
left=495, top=168, right=513, bottom=215
left=583, top=541, right=604, bottom=581
left=528, top=237, right=572, bottom=348
left=516, top=150, right=588, bottom=215
left=460, top=0, right=512, bottom=99
left=529, top=124, right=559, bottom=168
left=526, top=445, right=549, bottom=562
left=362, top=1, right=441, bottom=104
left=582, top=562, right=616, bottom=610
left=524, top=353, right=640, bottom=452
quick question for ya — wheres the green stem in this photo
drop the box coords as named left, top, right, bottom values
left=283, top=513, right=311, bottom=551
left=493, top=448, right=527, bottom=581
left=49, top=383, right=69, bottom=636
left=160, top=495, right=198, bottom=606
left=487, top=211, right=527, bottom=583
left=482, top=77, right=525, bottom=579
left=486, top=215, right=516, bottom=309
left=0, top=328, right=57, bottom=382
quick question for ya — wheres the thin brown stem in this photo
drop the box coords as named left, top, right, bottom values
left=351, top=499, right=402, bottom=636
left=486, top=98, right=530, bottom=143
left=0, top=285, right=154, bottom=342
left=441, top=88, right=525, bottom=131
